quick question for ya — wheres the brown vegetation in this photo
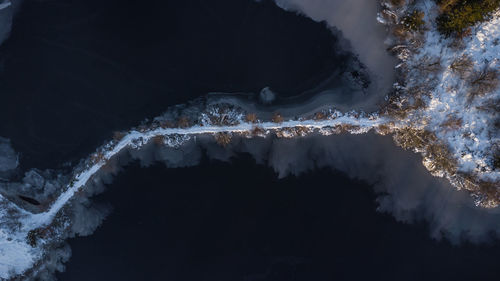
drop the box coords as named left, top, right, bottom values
left=27, top=228, right=43, bottom=247
left=90, top=152, right=106, bottom=164
left=392, top=24, right=408, bottom=39
left=437, top=0, right=460, bottom=12
left=425, top=143, right=458, bottom=174
left=214, top=132, right=232, bottom=147
left=401, top=10, right=425, bottom=32
left=450, top=55, right=474, bottom=78
left=160, top=120, right=175, bottom=129
left=152, top=135, right=165, bottom=146
left=436, top=0, right=500, bottom=36
left=113, top=131, right=126, bottom=142
left=332, top=124, right=362, bottom=134
left=469, top=68, right=499, bottom=99
left=393, top=128, right=438, bottom=151
left=177, top=116, right=190, bottom=128
left=275, top=126, right=312, bottom=138
left=440, top=116, right=463, bottom=131
left=376, top=124, right=394, bottom=135
left=390, top=0, right=406, bottom=7
left=205, top=106, right=241, bottom=126
left=414, top=56, right=443, bottom=75
left=251, top=126, right=267, bottom=137
left=479, top=180, right=500, bottom=204
left=314, top=112, right=327, bottom=121
left=271, top=112, right=284, bottom=124
left=245, top=113, right=258, bottom=123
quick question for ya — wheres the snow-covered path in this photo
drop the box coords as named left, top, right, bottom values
left=0, top=114, right=385, bottom=279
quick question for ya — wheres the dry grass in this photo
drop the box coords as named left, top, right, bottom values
left=314, top=112, right=327, bottom=121
left=160, top=120, right=175, bottom=129
left=390, top=0, right=406, bottom=7
left=275, top=126, right=312, bottom=138
left=177, top=116, right=190, bottom=128
left=414, top=56, right=443, bottom=74
left=271, top=112, right=284, bottom=124
left=393, top=128, right=438, bottom=151
left=392, top=24, right=409, bottom=40
left=475, top=98, right=500, bottom=113
left=401, top=10, right=425, bottom=32
left=376, top=124, right=394, bottom=135
left=113, top=131, right=126, bottom=142
left=90, top=152, right=105, bottom=164
left=332, top=124, right=362, bottom=133
left=437, top=0, right=460, bottom=12
left=214, top=133, right=232, bottom=147
left=152, top=135, right=165, bottom=146
left=425, top=143, right=458, bottom=174
left=245, top=113, right=258, bottom=123
left=251, top=126, right=267, bottom=137
left=480, top=181, right=500, bottom=202
left=440, top=116, right=463, bottom=131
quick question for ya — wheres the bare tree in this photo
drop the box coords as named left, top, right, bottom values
left=450, top=55, right=473, bottom=79
left=469, top=67, right=499, bottom=100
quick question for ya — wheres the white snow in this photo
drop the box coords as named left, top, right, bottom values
left=0, top=112, right=385, bottom=279
left=403, top=4, right=500, bottom=183
left=1, top=0, right=499, bottom=278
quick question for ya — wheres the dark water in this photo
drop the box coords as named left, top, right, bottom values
left=0, top=0, right=346, bottom=170
left=1, top=0, right=500, bottom=280
left=59, top=156, right=500, bottom=281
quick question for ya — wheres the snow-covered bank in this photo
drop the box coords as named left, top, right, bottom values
left=1, top=0, right=499, bottom=279
left=378, top=0, right=500, bottom=207
left=0, top=107, right=386, bottom=279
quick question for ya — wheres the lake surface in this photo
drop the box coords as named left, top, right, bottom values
left=59, top=156, right=500, bottom=281
left=1, top=0, right=499, bottom=280
left=0, top=0, right=348, bottom=170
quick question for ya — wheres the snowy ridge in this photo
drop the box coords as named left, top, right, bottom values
left=379, top=0, right=500, bottom=208
left=413, top=7, right=499, bottom=182
left=0, top=109, right=385, bottom=279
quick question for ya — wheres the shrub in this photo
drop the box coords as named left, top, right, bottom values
left=113, top=131, right=126, bottom=141
left=245, top=113, right=257, bottom=123
left=494, top=153, right=500, bottom=170
left=440, top=116, right=463, bottom=131
left=271, top=113, right=284, bottom=124
left=401, top=10, right=425, bottom=31
left=177, top=116, right=190, bottom=128
left=393, top=128, right=437, bottom=150
left=437, top=0, right=460, bottom=12
left=468, top=68, right=499, bottom=99
left=314, top=112, right=327, bottom=121
left=159, top=120, right=175, bottom=129
left=436, top=0, right=500, bottom=36
left=450, top=55, right=474, bottom=78
left=390, top=0, right=406, bottom=7
left=152, top=135, right=165, bottom=146
left=214, top=132, right=232, bottom=147
left=251, top=126, right=266, bottom=137
left=26, top=228, right=43, bottom=247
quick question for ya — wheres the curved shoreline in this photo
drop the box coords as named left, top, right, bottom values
left=1, top=0, right=499, bottom=279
